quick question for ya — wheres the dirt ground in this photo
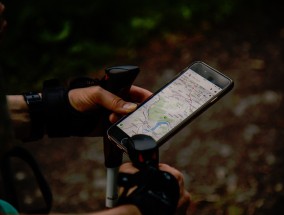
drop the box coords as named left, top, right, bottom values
left=14, top=21, right=284, bottom=215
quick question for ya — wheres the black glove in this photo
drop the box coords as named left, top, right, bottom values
left=42, top=77, right=101, bottom=137
left=117, top=166, right=180, bottom=215
left=23, top=77, right=102, bottom=140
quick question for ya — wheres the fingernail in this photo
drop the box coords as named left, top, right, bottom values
left=123, top=102, right=137, bottom=111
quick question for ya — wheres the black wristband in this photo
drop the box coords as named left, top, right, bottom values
left=23, top=92, right=44, bottom=141
left=42, top=78, right=100, bottom=137
left=42, top=80, right=70, bottom=137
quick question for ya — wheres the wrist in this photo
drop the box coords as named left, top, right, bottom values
left=113, top=204, right=142, bottom=215
left=94, top=205, right=142, bottom=215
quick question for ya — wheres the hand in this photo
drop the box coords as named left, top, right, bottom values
left=68, top=85, right=152, bottom=123
left=119, top=162, right=191, bottom=214
left=67, top=85, right=152, bottom=136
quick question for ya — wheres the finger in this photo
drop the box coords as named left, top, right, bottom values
left=109, top=112, right=122, bottom=123
left=129, top=85, right=152, bottom=103
left=119, top=162, right=139, bottom=174
left=178, top=190, right=191, bottom=207
left=159, top=163, right=186, bottom=196
left=120, top=162, right=184, bottom=181
left=159, top=163, right=191, bottom=211
left=176, top=191, right=191, bottom=215
left=90, top=86, right=138, bottom=114
left=96, top=85, right=151, bottom=110
left=159, top=163, right=182, bottom=179
left=69, top=86, right=138, bottom=113
left=120, top=163, right=181, bottom=177
left=108, top=86, right=152, bottom=123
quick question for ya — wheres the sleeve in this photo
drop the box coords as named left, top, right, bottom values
left=0, top=200, right=19, bottom=215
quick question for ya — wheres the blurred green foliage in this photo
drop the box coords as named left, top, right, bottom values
left=0, top=0, right=278, bottom=91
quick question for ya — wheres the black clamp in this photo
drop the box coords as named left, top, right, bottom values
left=117, top=134, right=180, bottom=215
left=123, top=134, right=159, bottom=169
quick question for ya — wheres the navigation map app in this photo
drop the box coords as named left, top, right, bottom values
left=118, top=68, right=222, bottom=141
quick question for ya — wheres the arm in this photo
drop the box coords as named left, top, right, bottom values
left=49, top=205, right=141, bottom=215
left=91, top=205, right=141, bottom=215
left=6, top=85, right=152, bottom=140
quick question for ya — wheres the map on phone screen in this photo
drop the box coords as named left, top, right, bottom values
left=117, top=68, right=222, bottom=141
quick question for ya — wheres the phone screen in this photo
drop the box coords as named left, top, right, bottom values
left=116, top=68, right=222, bottom=141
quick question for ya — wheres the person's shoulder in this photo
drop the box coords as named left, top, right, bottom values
left=0, top=199, right=19, bottom=215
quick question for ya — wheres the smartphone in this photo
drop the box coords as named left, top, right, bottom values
left=107, top=61, right=234, bottom=152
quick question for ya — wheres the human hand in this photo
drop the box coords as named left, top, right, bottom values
left=118, top=162, right=191, bottom=215
left=67, top=85, right=152, bottom=136
left=68, top=85, right=152, bottom=121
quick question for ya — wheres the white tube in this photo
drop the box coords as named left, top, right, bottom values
left=105, top=167, right=119, bottom=208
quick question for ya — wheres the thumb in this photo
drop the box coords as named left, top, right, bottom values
left=69, top=86, right=137, bottom=114
left=108, top=96, right=138, bottom=114
left=92, top=86, right=138, bottom=113
left=91, top=86, right=138, bottom=113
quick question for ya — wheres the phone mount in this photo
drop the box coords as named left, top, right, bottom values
left=117, top=135, right=180, bottom=215
left=105, top=134, right=159, bottom=207
left=123, top=134, right=159, bottom=170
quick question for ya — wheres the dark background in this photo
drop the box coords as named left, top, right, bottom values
left=1, top=0, right=284, bottom=214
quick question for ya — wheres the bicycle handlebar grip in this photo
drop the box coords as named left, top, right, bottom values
left=101, top=66, right=140, bottom=208
left=101, top=65, right=140, bottom=167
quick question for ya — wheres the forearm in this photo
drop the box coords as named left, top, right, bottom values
left=49, top=205, right=141, bottom=215
left=6, top=95, right=31, bottom=139
left=91, top=205, right=141, bottom=215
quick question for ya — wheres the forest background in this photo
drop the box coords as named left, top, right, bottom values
left=1, top=0, right=284, bottom=214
